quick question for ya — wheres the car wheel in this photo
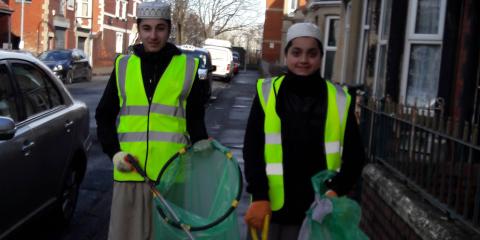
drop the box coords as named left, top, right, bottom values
left=54, top=163, right=80, bottom=225
left=65, top=70, right=74, bottom=84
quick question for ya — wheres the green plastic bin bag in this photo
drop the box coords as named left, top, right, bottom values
left=150, top=139, right=242, bottom=240
left=297, top=170, right=369, bottom=240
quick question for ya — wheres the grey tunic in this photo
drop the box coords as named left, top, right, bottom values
left=108, top=182, right=154, bottom=240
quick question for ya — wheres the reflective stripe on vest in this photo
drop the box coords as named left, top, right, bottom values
left=114, top=54, right=198, bottom=182
left=256, top=76, right=351, bottom=211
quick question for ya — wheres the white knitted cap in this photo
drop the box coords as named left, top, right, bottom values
left=286, top=22, right=323, bottom=44
left=137, top=0, right=171, bottom=20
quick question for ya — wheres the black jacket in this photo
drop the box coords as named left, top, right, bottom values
left=95, top=43, right=208, bottom=159
left=243, top=71, right=365, bottom=224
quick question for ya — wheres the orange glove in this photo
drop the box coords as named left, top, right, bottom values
left=244, top=200, right=271, bottom=230
left=325, top=189, right=338, bottom=198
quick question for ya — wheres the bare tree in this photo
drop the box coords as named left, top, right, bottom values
left=168, top=0, right=206, bottom=45
left=182, top=14, right=205, bottom=46
left=191, top=0, right=260, bottom=39
left=169, top=0, right=189, bottom=44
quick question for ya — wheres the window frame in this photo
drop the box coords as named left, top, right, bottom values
left=0, top=62, right=21, bottom=122
left=322, top=15, right=339, bottom=81
left=8, top=60, right=65, bottom=121
left=116, top=32, right=124, bottom=54
left=76, top=0, right=91, bottom=18
left=121, top=0, right=128, bottom=20
left=400, top=0, right=447, bottom=106
left=372, top=0, right=393, bottom=99
left=287, top=0, right=298, bottom=14
left=115, top=0, right=121, bottom=17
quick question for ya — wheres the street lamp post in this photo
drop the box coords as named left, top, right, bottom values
left=19, top=0, right=25, bottom=49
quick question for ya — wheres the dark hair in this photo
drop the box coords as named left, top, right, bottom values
left=136, top=18, right=172, bottom=33
left=284, top=39, right=324, bottom=56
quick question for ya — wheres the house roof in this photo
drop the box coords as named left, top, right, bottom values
left=0, top=1, right=13, bottom=15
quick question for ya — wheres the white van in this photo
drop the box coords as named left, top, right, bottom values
left=203, top=39, right=234, bottom=82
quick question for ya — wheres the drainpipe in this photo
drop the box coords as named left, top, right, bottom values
left=19, top=0, right=24, bottom=49
left=452, top=0, right=479, bottom=122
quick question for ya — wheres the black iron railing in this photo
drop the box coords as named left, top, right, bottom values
left=358, top=97, right=480, bottom=233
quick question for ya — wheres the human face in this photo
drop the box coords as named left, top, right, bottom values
left=285, top=37, right=323, bottom=76
left=138, top=19, right=170, bottom=52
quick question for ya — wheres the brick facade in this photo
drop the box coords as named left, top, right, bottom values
left=5, top=0, right=139, bottom=73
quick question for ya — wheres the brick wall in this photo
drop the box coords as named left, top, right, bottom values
left=262, top=0, right=284, bottom=63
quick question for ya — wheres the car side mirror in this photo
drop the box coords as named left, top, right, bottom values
left=209, top=65, right=217, bottom=73
left=0, top=116, right=16, bottom=140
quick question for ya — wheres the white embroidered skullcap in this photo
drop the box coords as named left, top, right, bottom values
left=286, top=22, right=323, bottom=44
left=136, top=0, right=171, bottom=20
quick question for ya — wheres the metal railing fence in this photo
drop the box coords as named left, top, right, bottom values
left=358, top=97, right=480, bottom=234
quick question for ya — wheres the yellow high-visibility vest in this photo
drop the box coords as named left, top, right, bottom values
left=256, top=76, right=351, bottom=210
left=114, top=53, right=198, bottom=182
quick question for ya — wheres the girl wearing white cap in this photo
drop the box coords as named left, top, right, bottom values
left=95, top=1, right=208, bottom=239
left=243, top=22, right=365, bottom=239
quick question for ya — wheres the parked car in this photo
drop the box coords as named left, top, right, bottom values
left=0, top=50, right=91, bottom=238
left=38, top=49, right=92, bottom=84
left=203, top=39, right=234, bottom=82
left=233, top=55, right=240, bottom=75
left=179, top=45, right=216, bottom=101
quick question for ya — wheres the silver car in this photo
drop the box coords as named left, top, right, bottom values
left=0, top=50, right=91, bottom=238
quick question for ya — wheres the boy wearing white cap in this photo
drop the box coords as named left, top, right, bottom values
left=95, top=1, right=208, bottom=239
left=243, top=22, right=365, bottom=239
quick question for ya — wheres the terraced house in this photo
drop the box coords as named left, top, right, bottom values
left=264, top=0, right=480, bottom=238
left=2, top=0, right=141, bottom=74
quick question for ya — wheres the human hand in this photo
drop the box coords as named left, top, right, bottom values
left=113, top=152, right=135, bottom=172
left=325, top=189, right=338, bottom=198
left=244, top=200, right=271, bottom=230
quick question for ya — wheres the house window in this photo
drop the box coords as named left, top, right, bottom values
left=55, top=28, right=66, bottom=49
left=133, top=2, right=137, bottom=17
left=373, top=0, right=392, bottom=99
left=116, top=32, right=124, bottom=53
left=76, top=0, right=90, bottom=18
left=355, top=0, right=371, bottom=85
left=400, top=0, right=446, bottom=106
left=287, top=0, right=298, bottom=13
left=115, top=0, right=120, bottom=17
left=67, top=0, right=74, bottom=10
left=322, top=16, right=339, bottom=81
left=78, top=37, right=86, bottom=50
left=121, top=0, right=128, bottom=19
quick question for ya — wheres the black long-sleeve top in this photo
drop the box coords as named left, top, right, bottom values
left=95, top=43, right=208, bottom=159
left=243, top=71, right=365, bottom=224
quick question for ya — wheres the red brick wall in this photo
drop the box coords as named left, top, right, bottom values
left=360, top=183, right=422, bottom=240
left=262, top=0, right=284, bottom=63
left=267, top=0, right=283, bottom=8
left=9, top=0, right=45, bottom=52
left=93, top=30, right=117, bottom=68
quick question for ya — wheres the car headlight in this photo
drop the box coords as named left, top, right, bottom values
left=53, top=65, right=63, bottom=71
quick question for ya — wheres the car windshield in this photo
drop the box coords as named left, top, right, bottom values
left=184, top=51, right=209, bottom=69
left=38, top=51, right=71, bottom=61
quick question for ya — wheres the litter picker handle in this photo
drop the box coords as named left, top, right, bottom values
left=125, top=154, right=148, bottom=179
left=249, top=214, right=270, bottom=240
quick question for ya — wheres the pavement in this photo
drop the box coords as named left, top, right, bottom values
left=92, top=67, right=113, bottom=77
